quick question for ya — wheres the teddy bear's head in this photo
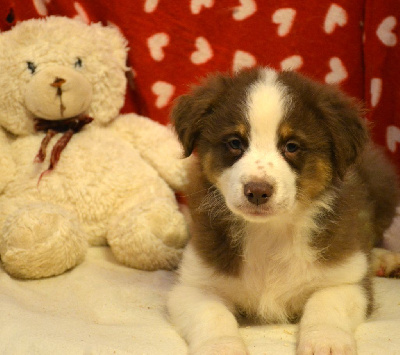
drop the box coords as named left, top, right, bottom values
left=0, top=16, right=128, bottom=135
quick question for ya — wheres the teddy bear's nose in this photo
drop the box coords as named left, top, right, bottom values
left=51, top=77, right=66, bottom=89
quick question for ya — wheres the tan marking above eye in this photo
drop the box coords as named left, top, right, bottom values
left=279, top=122, right=294, bottom=140
left=236, top=123, right=248, bottom=137
left=219, top=123, right=249, bottom=143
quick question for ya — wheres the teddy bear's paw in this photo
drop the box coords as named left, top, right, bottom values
left=0, top=203, right=88, bottom=279
left=108, top=199, right=189, bottom=270
left=109, top=232, right=183, bottom=271
left=150, top=199, right=189, bottom=249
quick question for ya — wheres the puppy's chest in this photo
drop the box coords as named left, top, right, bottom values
left=223, top=224, right=323, bottom=322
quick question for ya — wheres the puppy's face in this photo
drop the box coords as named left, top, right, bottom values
left=173, top=68, right=367, bottom=222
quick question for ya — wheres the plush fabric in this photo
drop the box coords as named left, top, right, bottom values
left=0, top=247, right=400, bottom=354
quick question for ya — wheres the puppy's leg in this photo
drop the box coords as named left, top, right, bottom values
left=371, top=248, right=400, bottom=278
left=298, top=284, right=368, bottom=355
left=168, top=284, right=248, bottom=355
left=374, top=206, right=400, bottom=277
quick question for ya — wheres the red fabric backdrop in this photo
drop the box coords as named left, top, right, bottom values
left=2, top=0, right=399, bottom=169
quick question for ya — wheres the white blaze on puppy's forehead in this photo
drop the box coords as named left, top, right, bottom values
left=246, top=68, right=287, bottom=149
left=214, top=68, right=298, bottom=222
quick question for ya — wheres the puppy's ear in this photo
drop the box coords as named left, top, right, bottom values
left=316, top=84, right=369, bottom=179
left=171, top=74, right=228, bottom=157
left=171, top=94, right=201, bottom=157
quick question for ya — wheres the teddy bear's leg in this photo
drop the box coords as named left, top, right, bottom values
left=107, top=198, right=188, bottom=270
left=0, top=202, right=88, bottom=279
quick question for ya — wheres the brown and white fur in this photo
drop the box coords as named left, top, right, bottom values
left=167, top=67, right=400, bottom=355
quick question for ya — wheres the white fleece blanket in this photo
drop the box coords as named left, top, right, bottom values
left=1, top=247, right=399, bottom=355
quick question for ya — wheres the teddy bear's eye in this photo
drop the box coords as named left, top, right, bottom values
left=74, top=58, right=83, bottom=68
left=27, top=61, right=36, bottom=74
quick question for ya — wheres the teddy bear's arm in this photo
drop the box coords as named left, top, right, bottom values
left=111, top=114, right=190, bottom=192
left=0, top=129, right=16, bottom=193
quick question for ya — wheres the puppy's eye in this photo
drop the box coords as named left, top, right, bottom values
left=284, top=141, right=300, bottom=155
left=226, top=137, right=244, bottom=155
left=27, top=61, right=36, bottom=74
left=74, top=57, right=83, bottom=68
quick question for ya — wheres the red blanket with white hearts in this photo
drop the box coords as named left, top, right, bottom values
left=2, top=0, right=399, bottom=168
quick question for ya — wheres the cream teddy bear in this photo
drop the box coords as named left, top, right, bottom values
left=0, top=16, right=190, bottom=279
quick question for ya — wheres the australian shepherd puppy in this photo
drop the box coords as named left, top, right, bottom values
left=167, top=67, right=400, bottom=355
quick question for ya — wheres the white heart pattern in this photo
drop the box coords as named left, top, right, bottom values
left=233, top=0, right=257, bottom=21
left=191, top=0, right=214, bottom=15
left=272, top=8, right=296, bottom=37
left=191, top=37, right=213, bottom=65
left=148, top=33, right=170, bottom=62
left=73, top=2, right=90, bottom=24
left=280, top=55, right=303, bottom=71
left=370, top=78, right=382, bottom=108
left=232, top=50, right=256, bottom=72
left=324, top=4, right=348, bottom=34
left=144, top=0, right=159, bottom=13
left=33, top=0, right=51, bottom=16
left=377, top=16, right=398, bottom=47
left=325, top=57, right=348, bottom=84
left=152, top=81, right=175, bottom=109
left=387, top=126, right=400, bottom=153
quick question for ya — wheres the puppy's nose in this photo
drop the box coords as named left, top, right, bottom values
left=244, top=182, right=273, bottom=206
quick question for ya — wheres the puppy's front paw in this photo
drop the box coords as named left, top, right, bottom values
left=298, top=326, right=357, bottom=355
left=371, top=248, right=400, bottom=278
left=191, top=336, right=249, bottom=355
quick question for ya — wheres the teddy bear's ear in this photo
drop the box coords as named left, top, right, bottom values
left=92, top=23, right=129, bottom=70
left=81, top=21, right=129, bottom=125
left=0, top=25, right=36, bottom=135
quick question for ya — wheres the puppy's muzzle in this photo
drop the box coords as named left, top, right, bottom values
left=244, top=182, right=274, bottom=206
